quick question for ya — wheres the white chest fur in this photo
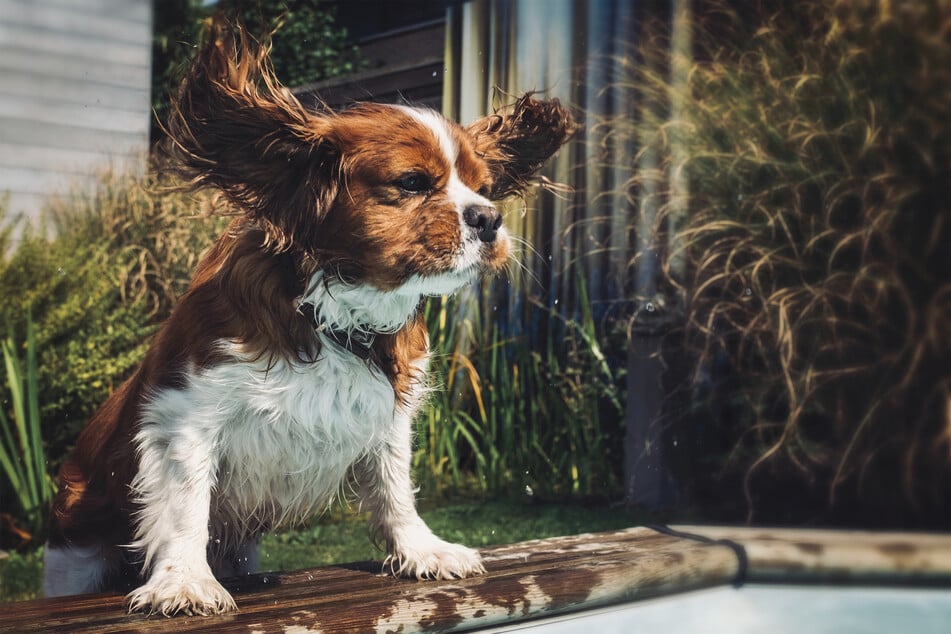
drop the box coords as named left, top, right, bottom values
left=134, top=338, right=411, bottom=542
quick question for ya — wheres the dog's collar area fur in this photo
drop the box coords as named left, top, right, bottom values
left=298, top=301, right=375, bottom=361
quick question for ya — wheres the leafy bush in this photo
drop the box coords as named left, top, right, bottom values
left=0, top=172, right=222, bottom=483
left=217, top=0, right=362, bottom=88
left=152, top=0, right=361, bottom=142
left=0, top=548, right=42, bottom=602
left=617, top=0, right=950, bottom=525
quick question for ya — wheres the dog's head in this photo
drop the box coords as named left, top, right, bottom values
left=166, top=22, right=575, bottom=297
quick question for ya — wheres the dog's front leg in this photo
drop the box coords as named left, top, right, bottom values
left=127, top=404, right=236, bottom=616
left=359, top=409, right=485, bottom=580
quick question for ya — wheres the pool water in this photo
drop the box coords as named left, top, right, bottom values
left=490, top=584, right=951, bottom=634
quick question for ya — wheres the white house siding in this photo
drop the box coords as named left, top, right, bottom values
left=0, top=0, right=152, bottom=223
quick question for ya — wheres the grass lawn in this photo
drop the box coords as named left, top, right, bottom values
left=0, top=499, right=652, bottom=603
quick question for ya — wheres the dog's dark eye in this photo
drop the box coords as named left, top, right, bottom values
left=477, top=184, right=492, bottom=198
left=395, top=173, right=433, bottom=194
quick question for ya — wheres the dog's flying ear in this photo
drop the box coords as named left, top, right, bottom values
left=466, top=94, right=577, bottom=201
left=165, top=19, right=338, bottom=251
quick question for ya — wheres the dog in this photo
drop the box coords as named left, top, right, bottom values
left=43, top=23, right=573, bottom=616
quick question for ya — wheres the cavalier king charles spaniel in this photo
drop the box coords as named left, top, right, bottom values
left=43, top=22, right=573, bottom=616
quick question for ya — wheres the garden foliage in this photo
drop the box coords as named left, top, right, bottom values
left=0, top=316, right=53, bottom=542
left=152, top=0, right=361, bottom=142
left=618, top=0, right=950, bottom=524
left=0, top=173, right=223, bottom=538
left=415, top=278, right=623, bottom=500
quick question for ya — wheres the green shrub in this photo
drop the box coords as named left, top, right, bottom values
left=0, top=171, right=222, bottom=481
left=152, top=0, right=362, bottom=142
left=0, top=548, right=42, bottom=602
left=216, top=0, right=362, bottom=88
left=617, top=0, right=950, bottom=524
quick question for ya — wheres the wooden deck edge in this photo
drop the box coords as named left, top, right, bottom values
left=2, top=525, right=950, bottom=633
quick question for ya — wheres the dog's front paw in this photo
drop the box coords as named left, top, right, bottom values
left=127, top=567, right=237, bottom=616
left=385, top=534, right=485, bottom=580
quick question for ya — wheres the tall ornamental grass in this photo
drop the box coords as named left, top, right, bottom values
left=415, top=275, right=623, bottom=500
left=616, top=0, right=950, bottom=524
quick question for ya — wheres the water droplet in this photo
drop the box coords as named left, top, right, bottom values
left=554, top=299, right=559, bottom=305
left=524, top=484, right=534, bottom=497
left=646, top=302, right=655, bottom=312
left=432, top=71, right=438, bottom=78
left=745, top=287, right=753, bottom=296
left=263, top=576, right=269, bottom=584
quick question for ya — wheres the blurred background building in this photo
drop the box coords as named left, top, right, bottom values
left=0, top=0, right=153, bottom=223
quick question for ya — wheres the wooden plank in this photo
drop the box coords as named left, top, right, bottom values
left=0, top=167, right=101, bottom=198
left=31, top=0, right=150, bottom=22
left=0, top=528, right=739, bottom=633
left=0, top=0, right=151, bottom=47
left=294, top=20, right=446, bottom=110
left=674, top=525, right=951, bottom=585
left=0, top=143, right=130, bottom=174
left=0, top=94, right=149, bottom=135
left=297, top=62, right=447, bottom=110
left=0, top=24, right=150, bottom=67
left=1, top=69, right=150, bottom=111
left=0, top=48, right=148, bottom=94
left=0, top=0, right=152, bottom=224
left=0, top=119, right=148, bottom=157
left=10, top=526, right=946, bottom=632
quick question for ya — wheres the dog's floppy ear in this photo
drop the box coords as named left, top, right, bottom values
left=165, top=19, right=338, bottom=251
left=466, top=94, right=577, bottom=200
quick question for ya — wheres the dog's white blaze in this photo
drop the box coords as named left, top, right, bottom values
left=394, top=105, right=458, bottom=166
left=393, top=105, right=504, bottom=294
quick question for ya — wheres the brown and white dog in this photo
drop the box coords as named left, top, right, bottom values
left=43, top=23, right=573, bottom=615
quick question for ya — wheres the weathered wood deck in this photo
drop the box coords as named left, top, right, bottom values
left=2, top=525, right=949, bottom=633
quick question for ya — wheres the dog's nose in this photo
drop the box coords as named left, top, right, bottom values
left=463, top=205, right=503, bottom=243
